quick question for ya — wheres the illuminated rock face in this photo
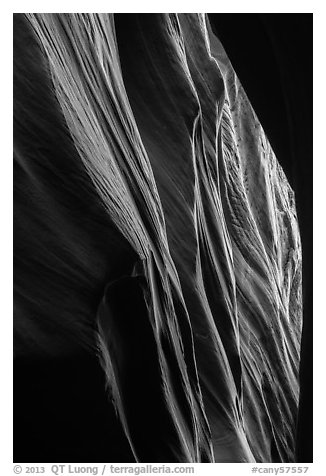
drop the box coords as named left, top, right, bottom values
left=14, top=14, right=302, bottom=463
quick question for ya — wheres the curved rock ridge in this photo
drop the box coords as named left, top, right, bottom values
left=14, top=13, right=302, bottom=463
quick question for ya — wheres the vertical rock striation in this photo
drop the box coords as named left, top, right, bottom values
left=14, top=13, right=302, bottom=462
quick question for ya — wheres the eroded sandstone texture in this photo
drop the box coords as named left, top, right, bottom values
left=14, top=13, right=302, bottom=462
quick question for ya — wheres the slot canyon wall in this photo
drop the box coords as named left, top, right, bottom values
left=14, top=13, right=311, bottom=463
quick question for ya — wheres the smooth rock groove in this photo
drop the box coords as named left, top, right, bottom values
left=14, top=13, right=302, bottom=462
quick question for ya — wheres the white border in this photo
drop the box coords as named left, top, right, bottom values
left=3, top=4, right=323, bottom=474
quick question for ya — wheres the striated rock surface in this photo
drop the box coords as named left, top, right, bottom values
left=14, top=13, right=302, bottom=462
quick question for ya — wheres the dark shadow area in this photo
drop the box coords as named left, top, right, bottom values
left=13, top=353, right=135, bottom=462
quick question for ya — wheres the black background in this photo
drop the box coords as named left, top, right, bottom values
left=14, top=13, right=313, bottom=463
